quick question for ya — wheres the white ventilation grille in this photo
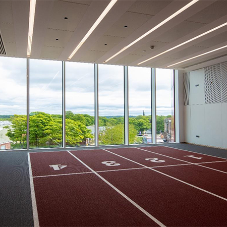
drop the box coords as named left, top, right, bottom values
left=0, top=34, right=6, bottom=55
left=220, top=62, right=227, bottom=103
left=205, top=61, right=227, bottom=104
left=183, top=72, right=190, bottom=105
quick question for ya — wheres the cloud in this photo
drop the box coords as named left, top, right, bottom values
left=0, top=57, right=174, bottom=116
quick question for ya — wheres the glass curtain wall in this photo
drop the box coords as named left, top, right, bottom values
left=30, top=59, right=62, bottom=148
left=0, top=57, right=27, bottom=150
left=156, top=68, right=175, bottom=143
left=65, top=62, right=94, bottom=147
left=98, top=64, right=124, bottom=145
left=128, top=66, right=152, bottom=144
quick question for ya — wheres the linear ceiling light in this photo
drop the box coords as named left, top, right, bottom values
left=27, top=0, right=36, bottom=57
left=104, top=0, right=199, bottom=63
left=167, top=44, right=227, bottom=68
left=138, top=22, right=227, bottom=65
left=68, top=0, right=118, bottom=60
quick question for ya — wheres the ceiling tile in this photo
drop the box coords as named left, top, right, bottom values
left=105, top=11, right=152, bottom=38
left=128, top=0, right=173, bottom=16
left=155, top=20, right=205, bottom=43
left=48, top=1, right=89, bottom=31
left=44, top=29, right=73, bottom=48
left=185, top=0, right=227, bottom=24
left=40, top=46, right=64, bottom=59
left=91, top=35, right=125, bottom=52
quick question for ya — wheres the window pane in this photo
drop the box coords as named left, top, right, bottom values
left=99, top=65, right=124, bottom=145
left=30, top=59, right=62, bottom=148
left=66, top=62, right=94, bottom=147
left=129, top=67, right=151, bottom=144
left=156, top=68, right=175, bottom=143
left=0, top=57, right=27, bottom=150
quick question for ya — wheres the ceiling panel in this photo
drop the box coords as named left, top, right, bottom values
left=185, top=0, right=227, bottom=24
left=3, top=42, right=16, bottom=57
left=155, top=20, right=205, bottom=44
left=77, top=50, right=107, bottom=63
left=104, top=11, right=152, bottom=38
left=127, top=0, right=173, bottom=16
left=130, top=40, right=171, bottom=57
left=0, top=1, right=13, bottom=24
left=61, top=0, right=91, bottom=5
left=40, top=46, right=64, bottom=60
left=168, top=45, right=208, bottom=61
left=91, top=35, right=125, bottom=52
left=180, top=50, right=227, bottom=69
left=44, top=29, right=74, bottom=48
left=195, top=31, right=227, bottom=48
left=2, top=0, right=227, bottom=69
left=115, top=54, right=143, bottom=66
left=48, top=1, right=89, bottom=32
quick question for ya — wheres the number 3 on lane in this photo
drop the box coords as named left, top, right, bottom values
left=145, top=158, right=165, bottom=163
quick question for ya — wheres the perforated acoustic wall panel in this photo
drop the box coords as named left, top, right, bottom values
left=205, top=61, right=227, bottom=104
left=183, top=72, right=190, bottom=106
left=220, top=62, right=227, bottom=103
left=0, top=34, right=6, bottom=55
left=204, top=64, right=222, bottom=104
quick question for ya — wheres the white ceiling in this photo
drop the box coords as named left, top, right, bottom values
left=0, top=0, right=227, bottom=70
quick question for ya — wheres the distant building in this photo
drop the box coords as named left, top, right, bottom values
left=0, top=142, right=11, bottom=150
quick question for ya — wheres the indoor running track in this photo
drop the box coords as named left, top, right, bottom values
left=28, top=146, right=227, bottom=227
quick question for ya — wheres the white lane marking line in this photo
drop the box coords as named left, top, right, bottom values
left=163, top=146, right=227, bottom=160
left=28, top=154, right=40, bottom=227
left=33, top=167, right=146, bottom=179
left=103, top=149, right=227, bottom=202
left=67, top=151, right=166, bottom=227
left=137, top=148, right=227, bottom=175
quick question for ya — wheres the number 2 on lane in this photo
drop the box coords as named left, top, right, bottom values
left=145, top=158, right=165, bottom=163
left=101, top=161, right=121, bottom=166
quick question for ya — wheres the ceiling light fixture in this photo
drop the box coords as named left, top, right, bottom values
left=103, top=0, right=198, bottom=63
left=167, top=44, right=227, bottom=68
left=27, top=0, right=37, bottom=57
left=138, top=22, right=227, bottom=65
left=68, top=0, right=118, bottom=60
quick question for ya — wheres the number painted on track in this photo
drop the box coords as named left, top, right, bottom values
left=101, top=161, right=121, bottom=166
left=145, top=158, right=165, bottom=163
left=185, top=155, right=202, bottom=160
left=49, top=164, right=67, bottom=170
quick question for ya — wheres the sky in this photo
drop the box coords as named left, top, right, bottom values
left=0, top=56, right=174, bottom=116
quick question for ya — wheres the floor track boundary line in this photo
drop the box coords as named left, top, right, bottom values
left=28, top=154, right=40, bottom=227
left=67, top=151, right=166, bottom=227
left=163, top=145, right=227, bottom=160
left=137, top=148, right=227, bottom=175
left=103, top=149, right=227, bottom=202
left=33, top=167, right=146, bottom=179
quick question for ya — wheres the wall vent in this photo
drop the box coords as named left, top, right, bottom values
left=0, top=34, right=6, bottom=55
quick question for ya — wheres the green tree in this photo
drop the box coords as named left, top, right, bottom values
left=99, top=124, right=137, bottom=145
left=29, top=112, right=53, bottom=147
left=66, top=119, right=93, bottom=146
left=4, top=115, right=27, bottom=148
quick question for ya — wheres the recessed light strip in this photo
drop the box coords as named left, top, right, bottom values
left=104, top=0, right=199, bottom=63
left=167, top=44, right=227, bottom=68
left=27, top=0, right=37, bottom=57
left=138, top=22, right=227, bottom=65
left=68, top=0, right=118, bottom=60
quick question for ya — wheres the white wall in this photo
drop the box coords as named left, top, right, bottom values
left=183, top=64, right=227, bottom=149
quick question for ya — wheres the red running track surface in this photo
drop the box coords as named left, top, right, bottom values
left=29, top=147, right=227, bottom=226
